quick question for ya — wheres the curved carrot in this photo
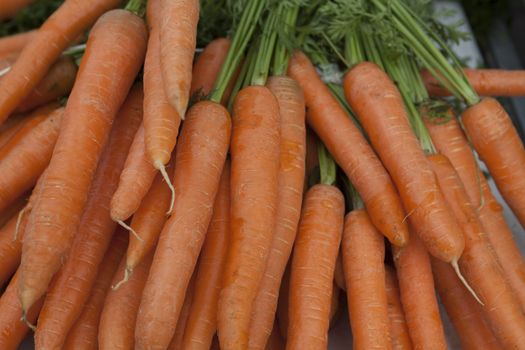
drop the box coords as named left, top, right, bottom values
left=0, top=30, right=36, bottom=56
left=0, top=0, right=122, bottom=123
left=34, top=85, right=143, bottom=350
left=343, top=209, right=391, bottom=350
left=288, top=50, right=408, bottom=247
left=344, top=61, right=464, bottom=263
left=429, top=153, right=525, bottom=348
left=63, top=230, right=128, bottom=350
left=286, top=184, right=344, bottom=350
left=384, top=266, right=412, bottom=350
left=393, top=233, right=447, bottom=349
left=182, top=160, right=230, bottom=350
left=462, top=97, right=525, bottom=229
left=248, top=75, right=306, bottom=350
left=136, top=100, right=231, bottom=350
left=168, top=272, right=197, bottom=349
left=431, top=258, right=501, bottom=350
left=218, top=86, right=281, bottom=349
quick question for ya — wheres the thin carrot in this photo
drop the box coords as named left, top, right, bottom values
left=429, top=153, right=525, bottom=348
left=168, top=271, right=197, bottom=350
left=182, top=160, right=231, bottom=350
left=286, top=184, right=344, bottom=350
left=344, top=61, right=464, bottom=263
left=34, top=84, right=143, bottom=350
left=63, top=230, right=128, bottom=350
left=384, top=266, right=413, bottom=350
left=342, top=209, right=391, bottom=350
left=135, top=100, right=231, bottom=350
left=0, top=210, right=27, bottom=287
left=431, top=258, right=501, bottom=350
left=0, top=30, right=36, bottom=56
left=0, top=0, right=122, bottom=123
left=393, top=233, right=447, bottom=349
left=289, top=51, right=407, bottom=247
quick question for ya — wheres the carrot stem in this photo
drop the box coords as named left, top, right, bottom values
left=250, top=7, right=279, bottom=86
left=271, top=4, right=298, bottom=76
left=227, top=42, right=257, bottom=111
left=124, top=0, right=146, bottom=17
left=317, top=141, right=336, bottom=186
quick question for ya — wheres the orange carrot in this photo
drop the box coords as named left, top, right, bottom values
left=135, top=100, right=231, bottom=350
left=168, top=271, right=197, bottom=350
left=429, top=153, right=525, bottom=348
left=34, top=85, right=143, bottom=350
left=218, top=86, right=281, bottom=349
left=344, top=61, right=464, bottom=263
left=0, top=30, right=36, bottom=56
left=63, top=230, right=128, bottom=350
left=182, top=160, right=230, bottom=350
left=393, top=233, right=447, bottom=349
left=248, top=76, right=306, bottom=350
left=0, top=211, right=27, bottom=287
left=288, top=50, right=408, bottom=247
left=0, top=191, right=27, bottom=229
left=342, top=209, right=391, bottom=350
left=431, top=258, right=501, bottom=350
left=18, top=9, right=146, bottom=315
left=0, top=0, right=122, bottom=123
left=384, top=266, right=413, bottom=350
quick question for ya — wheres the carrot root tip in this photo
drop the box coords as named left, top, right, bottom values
left=20, top=311, right=36, bottom=331
left=451, top=259, right=484, bottom=305
left=117, top=220, right=143, bottom=242
left=157, top=162, right=175, bottom=215
left=14, top=206, right=29, bottom=241
left=112, top=268, right=132, bottom=290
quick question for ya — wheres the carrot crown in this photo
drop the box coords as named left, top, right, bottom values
left=125, top=0, right=146, bottom=18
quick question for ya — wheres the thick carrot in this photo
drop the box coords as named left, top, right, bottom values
left=98, top=250, right=153, bottom=350
left=422, top=68, right=525, bottom=97
left=34, top=85, right=143, bottom=350
left=218, top=86, right=281, bottom=350
left=462, top=97, right=525, bottom=229
left=159, top=0, right=199, bottom=117
left=168, top=271, right=197, bottom=350
left=0, top=271, right=43, bottom=350
left=342, top=209, right=391, bottom=350
left=384, top=266, right=413, bottom=350
left=63, top=230, right=128, bottom=350
left=248, top=75, right=306, bottom=350
left=344, top=61, right=464, bottom=263
left=0, top=106, right=63, bottom=213
left=393, top=233, right=447, bottom=349
left=0, top=30, right=36, bottom=56
left=286, top=184, right=344, bottom=350
left=135, top=100, right=231, bottom=349
left=288, top=51, right=408, bottom=247
left=0, top=0, right=33, bottom=20
left=429, top=153, right=525, bottom=348
left=182, top=160, right=231, bottom=350
left=0, top=0, right=122, bottom=123
left=18, top=9, right=146, bottom=314
left=431, top=258, right=501, bottom=350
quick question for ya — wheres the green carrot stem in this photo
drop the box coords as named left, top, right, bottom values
left=344, top=30, right=365, bottom=67
left=317, top=141, right=337, bottom=186
left=124, top=0, right=146, bottom=17
left=250, top=7, right=279, bottom=86
left=272, top=3, right=299, bottom=76
left=227, top=40, right=258, bottom=111
left=341, top=175, right=364, bottom=210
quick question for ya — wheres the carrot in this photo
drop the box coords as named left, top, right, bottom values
left=462, top=97, right=525, bottom=229
left=0, top=210, right=28, bottom=287
left=0, top=0, right=122, bottom=123
left=182, top=160, right=230, bottom=350
left=431, top=258, right=501, bottom=350
left=342, top=209, right=391, bottom=350
left=98, top=250, right=153, bottom=350
left=0, top=30, right=36, bottom=56
left=422, top=68, right=525, bottom=97
left=384, top=266, right=413, bottom=350
left=0, top=106, right=63, bottom=213
left=344, top=61, right=464, bottom=263
left=286, top=184, right=344, bottom=350
left=288, top=51, right=408, bottom=247
left=159, top=0, right=199, bottom=117
left=428, top=153, right=525, bottom=348
left=63, top=230, right=128, bottom=350
left=393, top=233, right=447, bottom=349
left=248, top=76, right=306, bottom=350
left=168, top=271, right=197, bottom=350
left=0, top=271, right=43, bottom=350
left=34, top=85, right=143, bottom=350
left=135, top=100, right=231, bottom=349
left=218, top=86, right=280, bottom=350
left=0, top=0, right=33, bottom=20
left=18, top=8, right=146, bottom=315
left=0, top=191, right=27, bottom=229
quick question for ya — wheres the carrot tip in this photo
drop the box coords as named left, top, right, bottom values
left=112, top=267, right=132, bottom=290
left=117, top=220, right=143, bottom=242
left=157, top=162, right=175, bottom=216
left=451, top=259, right=484, bottom=305
left=20, top=311, right=36, bottom=332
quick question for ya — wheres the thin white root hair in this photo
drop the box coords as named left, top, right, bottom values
left=451, top=259, right=484, bottom=305
left=158, top=163, right=175, bottom=216
left=117, top=220, right=143, bottom=242
left=112, top=268, right=132, bottom=290
left=14, top=206, right=30, bottom=241
left=21, top=311, right=36, bottom=331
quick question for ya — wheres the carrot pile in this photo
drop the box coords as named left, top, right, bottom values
left=0, top=0, right=525, bottom=349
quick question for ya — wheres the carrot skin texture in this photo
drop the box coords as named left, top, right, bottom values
left=343, top=209, right=391, bottom=350
left=248, top=76, right=306, bottom=350
left=135, top=100, right=231, bottom=350
left=429, top=153, right=525, bottom=349
left=168, top=272, right=197, bottom=349
left=218, top=86, right=281, bottom=350
left=0, top=211, right=27, bottom=287
left=0, top=0, right=122, bottom=123
left=344, top=61, right=464, bottom=263
left=0, top=30, right=36, bottom=56
left=384, top=267, right=413, bottom=350
left=286, top=184, right=344, bottom=350
left=34, top=85, right=143, bottom=350
left=431, top=258, right=501, bottom=350
left=182, top=160, right=231, bottom=350
left=190, top=37, right=231, bottom=98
